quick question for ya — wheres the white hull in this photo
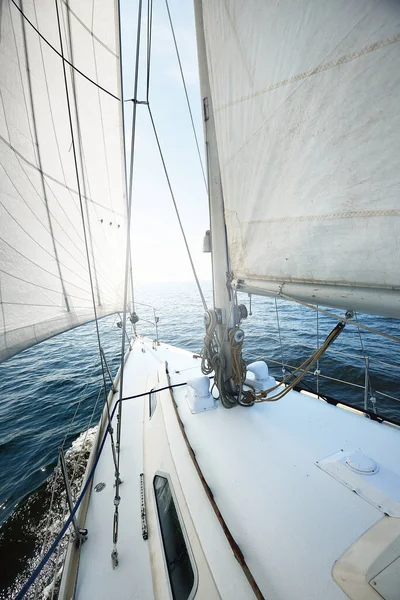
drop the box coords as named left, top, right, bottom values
left=61, top=337, right=400, bottom=600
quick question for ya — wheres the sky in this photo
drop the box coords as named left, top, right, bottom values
left=120, top=0, right=212, bottom=283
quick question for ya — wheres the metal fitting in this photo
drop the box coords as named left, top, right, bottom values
left=233, top=329, right=245, bottom=343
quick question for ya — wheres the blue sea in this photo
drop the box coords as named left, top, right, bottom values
left=1, top=281, right=400, bottom=597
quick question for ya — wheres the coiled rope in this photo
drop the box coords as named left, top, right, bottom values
left=203, top=311, right=346, bottom=408
left=201, top=311, right=237, bottom=408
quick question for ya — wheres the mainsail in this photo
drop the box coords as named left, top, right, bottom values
left=0, top=0, right=127, bottom=361
left=200, top=0, right=400, bottom=317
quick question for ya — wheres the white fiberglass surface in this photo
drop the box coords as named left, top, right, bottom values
left=160, top=343, right=399, bottom=600
left=75, top=340, right=157, bottom=600
left=75, top=338, right=400, bottom=600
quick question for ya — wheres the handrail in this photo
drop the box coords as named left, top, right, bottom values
left=132, top=303, right=160, bottom=341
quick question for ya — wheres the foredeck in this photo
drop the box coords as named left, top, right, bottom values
left=74, top=336, right=400, bottom=600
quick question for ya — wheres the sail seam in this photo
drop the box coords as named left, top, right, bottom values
left=0, top=269, right=94, bottom=302
left=238, top=208, right=400, bottom=225
left=215, top=33, right=400, bottom=113
left=61, top=0, right=118, bottom=58
left=0, top=136, right=125, bottom=218
left=28, top=0, right=124, bottom=304
left=0, top=235, right=101, bottom=297
left=10, top=0, right=120, bottom=102
left=18, top=4, right=71, bottom=313
left=63, top=0, right=102, bottom=307
left=91, top=0, right=114, bottom=218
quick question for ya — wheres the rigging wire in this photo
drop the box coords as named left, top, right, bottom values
left=354, top=311, right=376, bottom=413
left=280, top=293, right=400, bottom=343
left=274, top=299, right=286, bottom=377
left=90, top=3, right=114, bottom=217
left=316, top=304, right=320, bottom=396
left=164, top=0, right=208, bottom=191
left=14, top=380, right=192, bottom=600
left=147, top=105, right=208, bottom=312
left=53, top=0, right=119, bottom=478
left=1, top=15, right=124, bottom=307
left=112, top=0, right=143, bottom=568
left=17, top=6, right=70, bottom=312
left=146, top=0, right=153, bottom=102
left=10, top=0, right=119, bottom=101
left=60, top=4, right=102, bottom=307
left=251, top=321, right=346, bottom=404
left=145, top=0, right=208, bottom=312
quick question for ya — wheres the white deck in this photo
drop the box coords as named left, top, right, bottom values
left=75, top=337, right=400, bottom=599
left=75, top=343, right=155, bottom=600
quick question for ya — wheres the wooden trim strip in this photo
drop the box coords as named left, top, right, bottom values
left=167, top=377, right=265, bottom=600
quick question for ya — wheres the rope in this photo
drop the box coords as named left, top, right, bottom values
left=112, top=0, right=143, bottom=566
left=251, top=322, right=346, bottom=404
left=10, top=0, right=119, bottom=101
left=229, top=327, right=251, bottom=407
left=147, top=105, right=208, bottom=311
left=244, top=349, right=400, bottom=406
left=15, top=380, right=193, bottom=599
left=54, top=0, right=119, bottom=479
left=201, top=310, right=237, bottom=407
left=280, top=293, right=400, bottom=343
left=230, top=329, right=247, bottom=385
left=164, top=0, right=208, bottom=192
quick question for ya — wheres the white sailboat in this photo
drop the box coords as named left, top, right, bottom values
left=2, top=1, right=400, bottom=599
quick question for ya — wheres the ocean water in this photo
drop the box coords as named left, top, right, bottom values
left=1, top=280, right=400, bottom=597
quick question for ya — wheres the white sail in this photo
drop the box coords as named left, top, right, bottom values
left=0, top=0, right=127, bottom=361
left=200, top=0, right=400, bottom=317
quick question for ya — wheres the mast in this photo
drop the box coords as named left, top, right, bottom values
left=194, top=0, right=234, bottom=381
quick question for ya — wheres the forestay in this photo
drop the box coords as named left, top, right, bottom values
left=200, top=0, right=400, bottom=317
left=0, top=0, right=126, bottom=361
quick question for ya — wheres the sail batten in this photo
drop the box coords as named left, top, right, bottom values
left=201, top=0, right=400, bottom=317
left=0, top=0, right=127, bottom=362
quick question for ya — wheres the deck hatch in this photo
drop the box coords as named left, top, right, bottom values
left=153, top=474, right=196, bottom=600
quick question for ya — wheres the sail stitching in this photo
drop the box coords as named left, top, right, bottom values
left=61, top=0, right=118, bottom=58
left=61, top=0, right=102, bottom=307
left=0, top=135, right=125, bottom=217
left=28, top=1, right=124, bottom=304
left=240, top=208, right=400, bottom=225
left=215, top=33, right=400, bottom=113
left=18, top=4, right=71, bottom=313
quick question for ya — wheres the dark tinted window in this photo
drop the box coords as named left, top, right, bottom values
left=154, top=475, right=195, bottom=599
left=149, top=390, right=157, bottom=419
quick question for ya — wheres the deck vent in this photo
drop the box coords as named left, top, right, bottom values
left=316, top=450, right=400, bottom=516
left=345, top=451, right=379, bottom=475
